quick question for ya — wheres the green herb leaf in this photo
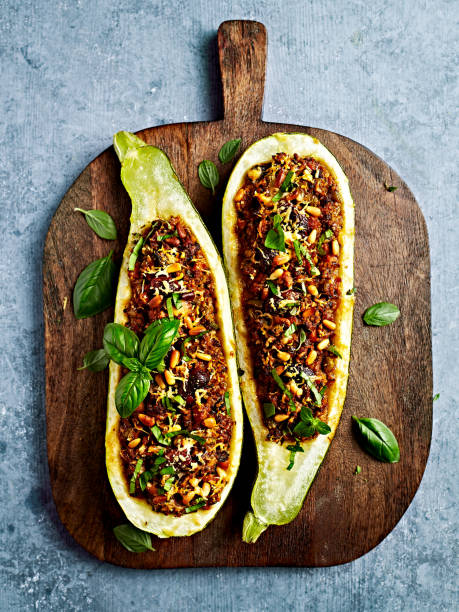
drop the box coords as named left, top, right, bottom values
left=151, top=425, right=170, bottom=446
left=113, top=524, right=155, bottom=553
left=165, top=430, right=205, bottom=445
left=433, top=393, right=440, bottom=402
left=271, top=369, right=295, bottom=410
left=355, top=465, right=362, bottom=475
left=317, top=229, right=333, bottom=256
left=163, top=477, right=175, bottom=492
left=267, top=280, right=280, bottom=296
left=74, top=208, right=117, bottom=240
left=286, top=442, right=304, bottom=470
left=218, top=138, right=241, bottom=164
left=103, top=323, right=140, bottom=367
left=303, top=250, right=320, bottom=277
left=78, top=348, right=110, bottom=372
left=293, top=239, right=303, bottom=264
left=159, top=466, right=175, bottom=476
left=198, top=160, right=219, bottom=194
left=115, top=371, right=150, bottom=418
left=264, top=215, right=286, bottom=251
left=384, top=182, right=398, bottom=192
left=224, top=391, right=231, bottom=416
left=293, top=420, right=316, bottom=438
left=263, top=402, right=275, bottom=418
left=173, top=395, right=186, bottom=406
left=284, top=323, right=296, bottom=337
left=314, top=419, right=331, bottom=435
left=185, top=497, right=206, bottom=513
left=300, top=372, right=323, bottom=406
left=363, top=302, right=400, bottom=326
left=327, top=344, right=342, bottom=358
left=272, top=171, right=294, bottom=202
left=73, top=251, right=116, bottom=319
left=130, top=459, right=143, bottom=494
left=166, top=297, right=174, bottom=320
left=352, top=416, right=400, bottom=463
left=346, top=287, right=356, bottom=295
left=128, top=237, right=144, bottom=271
left=139, top=319, right=180, bottom=370
left=172, top=292, right=182, bottom=309
left=297, top=328, right=307, bottom=349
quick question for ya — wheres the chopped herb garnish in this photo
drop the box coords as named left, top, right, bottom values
left=297, top=328, right=306, bottom=349
left=163, top=477, right=175, bottom=492
left=293, top=239, right=303, bottom=264
left=300, top=372, right=323, bottom=406
left=180, top=330, right=211, bottom=361
left=327, top=344, right=342, bottom=358
left=224, top=391, right=231, bottom=415
left=164, top=430, right=205, bottom=445
left=272, top=171, right=294, bottom=202
left=355, top=465, right=362, bottom=475
left=166, top=297, right=174, bottom=320
left=159, top=466, right=175, bottom=476
left=293, top=405, right=331, bottom=438
left=172, top=292, right=182, bottom=309
left=158, top=230, right=178, bottom=241
left=433, top=393, right=440, bottom=402
left=263, top=402, right=276, bottom=418
left=173, top=395, right=186, bottom=406
left=128, top=237, right=144, bottom=271
left=284, top=323, right=296, bottom=337
left=185, top=497, right=206, bottom=513
left=151, top=425, right=170, bottom=446
left=384, top=182, right=398, bottom=192
left=271, top=368, right=295, bottom=410
left=130, top=459, right=143, bottom=494
left=286, top=442, right=304, bottom=470
left=303, top=250, right=320, bottom=277
left=346, top=287, right=356, bottom=295
left=264, top=214, right=286, bottom=251
left=317, top=229, right=333, bottom=255
left=267, top=280, right=280, bottom=296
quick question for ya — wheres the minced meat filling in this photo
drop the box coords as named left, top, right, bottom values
left=118, top=217, right=233, bottom=516
left=234, top=152, right=344, bottom=444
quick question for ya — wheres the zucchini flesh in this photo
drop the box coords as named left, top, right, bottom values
left=221, top=133, right=354, bottom=542
left=106, top=132, right=243, bottom=538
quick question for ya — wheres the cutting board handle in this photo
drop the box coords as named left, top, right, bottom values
left=218, top=20, right=266, bottom=124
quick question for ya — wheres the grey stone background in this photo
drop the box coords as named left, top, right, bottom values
left=0, top=0, right=457, bottom=610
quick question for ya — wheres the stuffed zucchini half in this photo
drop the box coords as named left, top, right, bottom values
left=106, top=131, right=243, bottom=538
left=222, top=133, right=354, bottom=542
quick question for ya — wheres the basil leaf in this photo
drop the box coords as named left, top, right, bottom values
left=346, top=287, right=356, bottom=295
left=267, top=280, right=280, bottom=296
left=166, top=297, right=174, bottom=320
left=300, top=372, right=323, bottom=406
left=293, top=239, right=303, bottom=264
left=272, top=171, right=294, bottom=202
left=130, top=458, right=143, bottom=494
left=129, top=237, right=144, bottom=271
left=158, top=230, right=178, bottom=242
left=218, top=138, right=241, bottom=163
left=113, top=524, right=155, bottom=553
left=172, top=292, right=182, bottom=309
left=327, top=345, right=342, bottom=359
left=224, top=391, right=231, bottom=415
left=355, top=465, right=362, bottom=475
left=297, top=328, right=306, bottom=349
left=74, top=208, right=117, bottom=240
left=317, top=229, right=333, bottom=256
left=264, top=216, right=286, bottom=251
left=314, top=419, right=331, bottom=435
left=139, top=319, right=180, bottom=370
left=363, top=302, right=400, bottom=326
left=293, top=420, right=315, bottom=438
left=78, top=349, right=109, bottom=372
left=165, top=430, right=205, bottom=445
left=151, top=425, right=170, bottom=446
left=103, top=323, right=140, bottom=367
left=73, top=251, right=116, bottom=319
left=123, top=358, right=151, bottom=378
left=304, top=250, right=320, bottom=277
left=198, top=160, right=219, bottom=194
left=286, top=442, right=304, bottom=470
left=284, top=323, right=296, bottom=337
left=185, top=497, right=205, bottom=513
left=115, top=372, right=150, bottom=418
left=433, top=393, right=440, bottom=402
left=299, top=405, right=313, bottom=421
left=352, top=416, right=400, bottom=463
left=271, top=369, right=295, bottom=410
left=384, top=182, right=398, bottom=192
left=263, top=402, right=275, bottom=418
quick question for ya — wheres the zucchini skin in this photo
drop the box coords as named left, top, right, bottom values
left=106, top=132, right=243, bottom=538
left=221, top=133, right=355, bottom=542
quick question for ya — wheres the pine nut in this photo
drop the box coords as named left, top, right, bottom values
left=277, top=350, right=291, bottom=362
left=308, top=285, right=319, bottom=296
left=138, top=413, right=155, bottom=427
left=306, top=350, right=317, bottom=365
left=308, top=229, right=317, bottom=244
left=128, top=438, right=141, bottom=448
left=154, top=373, right=166, bottom=389
left=182, top=491, right=195, bottom=504
left=332, top=239, right=340, bottom=256
left=169, top=349, right=180, bottom=369
left=184, top=315, right=193, bottom=329
left=257, top=193, right=272, bottom=205
left=164, top=369, right=175, bottom=385
left=203, top=417, right=217, bottom=428
left=323, top=319, right=336, bottom=330
left=288, top=380, right=303, bottom=397
left=189, top=325, right=207, bottom=336
left=189, top=477, right=200, bottom=488
left=317, top=338, right=330, bottom=351
left=234, top=188, right=245, bottom=202
left=274, top=414, right=289, bottom=423
left=166, top=262, right=181, bottom=274
left=196, top=352, right=211, bottom=361
left=269, top=268, right=284, bottom=280
left=306, top=206, right=321, bottom=217
left=149, top=294, right=163, bottom=308
left=273, top=253, right=290, bottom=266
left=216, top=466, right=226, bottom=479
left=247, top=166, right=262, bottom=181
left=201, top=482, right=211, bottom=497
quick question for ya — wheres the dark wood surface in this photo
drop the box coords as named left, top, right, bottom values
left=43, top=20, right=432, bottom=568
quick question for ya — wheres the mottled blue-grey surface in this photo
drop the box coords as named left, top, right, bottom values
left=0, top=1, right=457, bottom=610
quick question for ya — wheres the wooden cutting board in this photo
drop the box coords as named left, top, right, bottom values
left=43, top=20, right=432, bottom=568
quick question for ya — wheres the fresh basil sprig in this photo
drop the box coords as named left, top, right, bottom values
left=139, top=319, right=180, bottom=369
left=78, top=349, right=110, bottom=372
left=115, top=372, right=151, bottom=418
left=363, top=302, right=400, bottom=326
left=264, top=214, right=286, bottom=251
left=113, top=524, right=155, bottom=553
left=293, top=405, right=331, bottom=438
left=198, top=160, right=219, bottom=194
left=218, top=138, right=241, bottom=163
left=103, top=323, right=140, bottom=367
left=73, top=251, right=117, bottom=319
left=352, top=416, right=400, bottom=463
left=286, top=442, right=304, bottom=470
left=74, top=208, right=117, bottom=240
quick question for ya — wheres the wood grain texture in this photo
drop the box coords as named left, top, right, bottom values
left=43, top=20, right=432, bottom=568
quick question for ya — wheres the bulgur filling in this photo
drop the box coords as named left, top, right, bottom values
left=234, top=152, right=344, bottom=446
left=118, top=217, right=233, bottom=516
